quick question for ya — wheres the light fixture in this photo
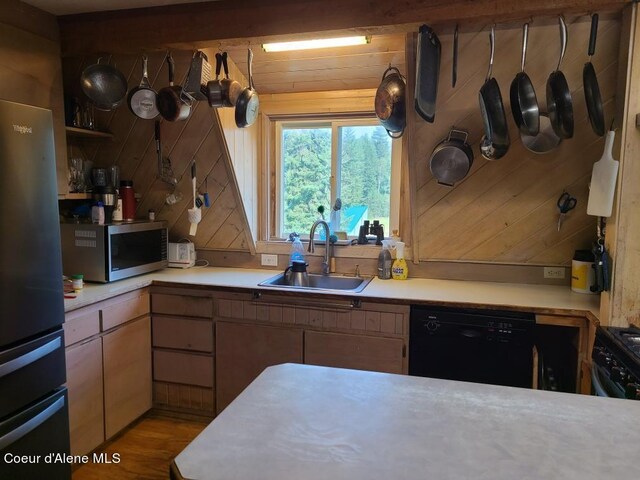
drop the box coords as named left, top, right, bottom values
left=262, top=36, right=370, bottom=52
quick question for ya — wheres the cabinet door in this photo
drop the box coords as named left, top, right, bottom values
left=65, top=337, right=104, bottom=456
left=216, top=322, right=303, bottom=413
left=305, top=331, right=404, bottom=374
left=103, top=316, right=152, bottom=439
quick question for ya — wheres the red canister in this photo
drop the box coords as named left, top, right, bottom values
left=120, top=180, right=136, bottom=221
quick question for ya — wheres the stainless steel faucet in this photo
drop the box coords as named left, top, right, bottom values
left=308, top=220, right=332, bottom=275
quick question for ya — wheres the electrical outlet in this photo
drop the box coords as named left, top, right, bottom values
left=261, top=254, right=278, bottom=267
left=543, top=267, right=566, bottom=279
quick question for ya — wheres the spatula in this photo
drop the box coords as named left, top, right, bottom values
left=587, top=127, right=618, bottom=217
left=187, top=161, right=201, bottom=236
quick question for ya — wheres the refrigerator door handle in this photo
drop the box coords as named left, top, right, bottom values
left=0, top=337, right=61, bottom=378
left=0, top=395, right=65, bottom=450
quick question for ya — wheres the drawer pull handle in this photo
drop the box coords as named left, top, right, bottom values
left=0, top=337, right=62, bottom=379
left=0, top=395, right=65, bottom=450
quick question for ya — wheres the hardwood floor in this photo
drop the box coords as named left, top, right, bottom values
left=72, top=412, right=208, bottom=480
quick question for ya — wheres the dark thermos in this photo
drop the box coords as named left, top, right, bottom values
left=120, top=180, right=136, bottom=221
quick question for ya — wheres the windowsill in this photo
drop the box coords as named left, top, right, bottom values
left=255, top=240, right=413, bottom=260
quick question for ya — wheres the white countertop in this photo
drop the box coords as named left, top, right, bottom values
left=173, top=364, right=640, bottom=480
left=64, top=267, right=600, bottom=318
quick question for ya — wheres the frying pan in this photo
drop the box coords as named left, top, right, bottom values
left=221, top=52, right=244, bottom=107
left=510, top=23, right=539, bottom=136
left=157, top=52, right=192, bottom=122
left=235, top=48, right=259, bottom=128
left=80, top=58, right=128, bottom=111
left=546, top=16, right=574, bottom=139
left=127, top=55, right=159, bottom=120
left=479, top=26, right=509, bottom=161
left=415, top=24, right=441, bottom=123
left=584, top=13, right=605, bottom=137
left=430, top=129, right=474, bottom=186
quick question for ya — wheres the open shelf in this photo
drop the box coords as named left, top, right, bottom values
left=65, top=126, right=113, bottom=139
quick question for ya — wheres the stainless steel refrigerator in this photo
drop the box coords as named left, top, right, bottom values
left=0, top=100, right=71, bottom=479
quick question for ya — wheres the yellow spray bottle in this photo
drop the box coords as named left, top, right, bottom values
left=392, top=241, right=408, bottom=280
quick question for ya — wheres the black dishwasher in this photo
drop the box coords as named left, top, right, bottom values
left=409, top=306, right=535, bottom=388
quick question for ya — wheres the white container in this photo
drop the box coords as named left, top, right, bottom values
left=91, top=202, right=105, bottom=225
left=112, top=198, right=123, bottom=221
left=571, top=250, right=596, bottom=294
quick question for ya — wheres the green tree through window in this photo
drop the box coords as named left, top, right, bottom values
left=280, top=121, right=393, bottom=237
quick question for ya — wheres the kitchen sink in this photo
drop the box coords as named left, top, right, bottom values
left=258, top=272, right=373, bottom=293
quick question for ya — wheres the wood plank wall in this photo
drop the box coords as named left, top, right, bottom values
left=213, top=52, right=259, bottom=242
left=0, top=1, right=67, bottom=195
left=409, top=15, right=621, bottom=266
left=62, top=51, right=253, bottom=251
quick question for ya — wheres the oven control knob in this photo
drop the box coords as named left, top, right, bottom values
left=625, top=383, right=640, bottom=400
left=425, top=320, right=439, bottom=332
left=611, top=366, right=627, bottom=383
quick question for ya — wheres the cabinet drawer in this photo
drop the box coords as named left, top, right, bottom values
left=152, top=316, right=213, bottom=353
left=64, top=308, right=100, bottom=346
left=153, top=350, right=214, bottom=387
left=152, top=294, right=212, bottom=318
left=101, top=292, right=150, bottom=331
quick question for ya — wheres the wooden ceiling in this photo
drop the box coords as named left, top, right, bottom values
left=224, top=34, right=406, bottom=94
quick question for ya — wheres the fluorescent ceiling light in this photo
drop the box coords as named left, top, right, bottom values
left=262, top=36, right=370, bottom=52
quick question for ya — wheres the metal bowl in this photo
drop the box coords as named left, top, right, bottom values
left=81, top=62, right=128, bottom=111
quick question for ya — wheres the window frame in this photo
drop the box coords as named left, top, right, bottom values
left=272, top=116, right=401, bottom=240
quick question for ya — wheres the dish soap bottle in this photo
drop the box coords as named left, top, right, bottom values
left=392, top=241, right=408, bottom=280
left=377, top=240, right=393, bottom=280
left=289, top=235, right=305, bottom=265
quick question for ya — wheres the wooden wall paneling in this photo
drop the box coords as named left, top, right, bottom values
left=0, top=17, right=67, bottom=195
left=61, top=49, right=254, bottom=252
left=607, top=4, right=640, bottom=327
left=410, top=15, right=621, bottom=265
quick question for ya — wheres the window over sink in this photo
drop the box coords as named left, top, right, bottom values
left=273, top=118, right=401, bottom=240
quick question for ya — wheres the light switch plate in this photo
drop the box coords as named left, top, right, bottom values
left=543, top=267, right=565, bottom=279
left=261, top=254, right=278, bottom=267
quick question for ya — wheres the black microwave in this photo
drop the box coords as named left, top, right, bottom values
left=60, top=221, right=168, bottom=282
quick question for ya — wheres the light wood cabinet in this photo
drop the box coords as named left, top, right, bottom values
left=65, top=337, right=103, bottom=456
left=215, top=321, right=303, bottom=413
left=103, top=315, right=152, bottom=439
left=64, top=288, right=152, bottom=452
left=305, top=330, right=404, bottom=374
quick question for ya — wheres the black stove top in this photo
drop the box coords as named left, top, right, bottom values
left=593, top=325, right=640, bottom=400
left=608, top=325, right=640, bottom=360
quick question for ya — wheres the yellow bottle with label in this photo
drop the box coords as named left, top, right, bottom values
left=392, top=241, right=408, bottom=280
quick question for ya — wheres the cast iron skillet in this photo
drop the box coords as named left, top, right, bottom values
left=584, top=13, right=605, bottom=137
left=510, top=23, right=539, bottom=136
left=546, top=16, right=574, bottom=139
left=479, top=26, right=509, bottom=160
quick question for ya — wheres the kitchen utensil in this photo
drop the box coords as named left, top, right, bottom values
left=584, top=13, right=605, bottom=137
left=546, top=16, right=574, bottom=139
left=429, top=128, right=474, bottom=186
left=587, top=127, right=618, bottom=217
left=155, top=120, right=178, bottom=186
left=188, top=161, right=201, bottom=236
left=157, top=52, right=192, bottom=122
left=452, top=24, right=458, bottom=88
left=520, top=112, right=562, bottom=154
left=374, top=66, right=406, bottom=138
left=80, top=58, right=128, bottom=111
left=415, top=24, right=441, bottom=123
left=207, top=53, right=225, bottom=108
left=127, top=54, right=159, bottom=120
left=221, top=52, right=244, bottom=107
left=510, top=23, right=539, bottom=136
left=479, top=26, right=509, bottom=160
left=235, top=48, right=259, bottom=128
left=183, top=51, right=212, bottom=102
left=556, top=191, right=577, bottom=231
